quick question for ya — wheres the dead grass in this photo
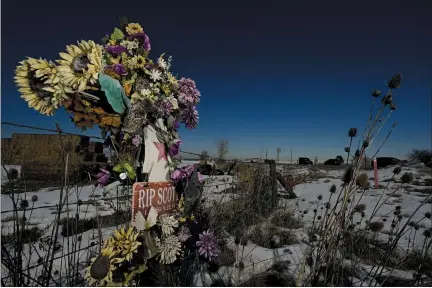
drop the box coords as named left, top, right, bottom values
left=270, top=210, right=304, bottom=229
left=247, top=224, right=299, bottom=249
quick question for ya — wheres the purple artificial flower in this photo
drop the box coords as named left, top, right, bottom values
left=196, top=229, right=220, bottom=262
left=177, top=78, right=201, bottom=105
left=105, top=45, right=129, bottom=56
left=108, top=64, right=128, bottom=76
left=96, top=169, right=111, bottom=187
left=178, top=226, right=192, bottom=242
left=170, top=165, right=194, bottom=183
left=197, top=172, right=205, bottom=182
left=169, top=139, right=182, bottom=157
left=128, top=33, right=151, bottom=51
left=132, top=135, right=142, bottom=147
left=170, top=169, right=186, bottom=183
left=155, top=99, right=174, bottom=118
left=173, top=120, right=180, bottom=132
left=181, top=106, right=199, bottom=130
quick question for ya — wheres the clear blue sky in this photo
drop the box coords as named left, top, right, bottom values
left=1, top=0, right=431, bottom=160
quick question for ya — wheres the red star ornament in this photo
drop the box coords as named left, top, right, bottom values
left=154, top=142, right=168, bottom=162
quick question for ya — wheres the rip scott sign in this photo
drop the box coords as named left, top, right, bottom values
left=132, top=182, right=179, bottom=219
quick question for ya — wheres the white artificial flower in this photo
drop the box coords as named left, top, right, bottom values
left=140, top=88, right=152, bottom=96
left=158, top=57, right=167, bottom=70
left=167, top=96, right=179, bottom=109
left=149, top=69, right=162, bottom=82
left=119, top=172, right=127, bottom=180
left=158, top=215, right=178, bottom=236
left=155, top=235, right=182, bottom=264
left=120, top=40, right=139, bottom=51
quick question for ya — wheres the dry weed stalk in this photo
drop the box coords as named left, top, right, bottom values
left=300, top=73, right=432, bottom=286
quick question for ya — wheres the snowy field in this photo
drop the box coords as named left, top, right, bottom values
left=1, top=161, right=431, bottom=286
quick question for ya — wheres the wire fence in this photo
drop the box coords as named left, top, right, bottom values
left=1, top=121, right=284, bottom=286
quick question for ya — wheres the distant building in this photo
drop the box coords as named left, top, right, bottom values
left=1, top=133, right=107, bottom=178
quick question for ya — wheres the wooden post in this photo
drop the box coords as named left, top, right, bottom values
left=268, top=160, right=278, bottom=209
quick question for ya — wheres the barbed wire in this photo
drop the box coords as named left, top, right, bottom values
left=1, top=121, right=244, bottom=163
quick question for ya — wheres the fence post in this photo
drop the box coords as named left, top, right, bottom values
left=373, top=158, right=379, bottom=189
left=268, top=160, right=278, bottom=209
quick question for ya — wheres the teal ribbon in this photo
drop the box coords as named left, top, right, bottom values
left=99, top=73, right=131, bottom=114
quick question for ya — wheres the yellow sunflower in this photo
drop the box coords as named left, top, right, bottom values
left=125, top=23, right=144, bottom=35
left=14, top=58, right=68, bottom=116
left=56, top=40, right=103, bottom=91
left=85, top=246, right=117, bottom=286
left=105, top=227, right=141, bottom=262
left=126, top=55, right=146, bottom=69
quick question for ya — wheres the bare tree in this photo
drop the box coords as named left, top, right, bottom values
left=200, top=150, right=209, bottom=161
left=217, top=139, right=229, bottom=161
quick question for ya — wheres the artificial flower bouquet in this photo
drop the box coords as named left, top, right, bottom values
left=85, top=184, right=220, bottom=286
left=14, top=17, right=223, bottom=286
left=14, top=17, right=200, bottom=182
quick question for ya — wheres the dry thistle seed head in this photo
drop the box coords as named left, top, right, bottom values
left=344, top=147, right=350, bottom=153
left=329, top=184, right=336, bottom=193
left=317, top=195, right=323, bottom=200
left=368, top=221, right=384, bottom=232
left=31, top=195, right=38, bottom=202
left=382, top=94, right=393, bottom=105
left=342, top=165, right=354, bottom=184
left=425, top=212, right=431, bottom=219
left=20, top=199, right=29, bottom=209
left=356, top=173, right=370, bottom=189
left=393, top=167, right=401, bottom=175
left=354, top=204, right=366, bottom=213
left=424, top=230, right=431, bottom=238
left=348, top=128, right=358, bottom=138
left=355, top=149, right=361, bottom=158
left=390, top=103, right=396, bottom=110
left=388, top=72, right=403, bottom=89
left=401, top=172, right=413, bottom=184
left=372, top=89, right=381, bottom=97
left=362, top=139, right=369, bottom=148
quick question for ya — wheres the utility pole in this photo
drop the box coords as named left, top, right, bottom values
left=276, top=147, right=281, bottom=163
left=290, top=148, right=293, bottom=164
left=265, top=148, right=268, bottom=160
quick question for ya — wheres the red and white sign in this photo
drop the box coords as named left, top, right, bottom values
left=131, top=181, right=179, bottom=220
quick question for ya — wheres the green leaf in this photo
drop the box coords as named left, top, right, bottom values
left=113, top=164, right=123, bottom=173
left=123, top=163, right=136, bottom=179
left=111, top=27, right=125, bottom=41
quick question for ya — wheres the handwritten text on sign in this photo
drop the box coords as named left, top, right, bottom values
left=132, top=182, right=179, bottom=219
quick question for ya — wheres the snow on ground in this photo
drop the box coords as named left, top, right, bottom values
left=1, top=162, right=430, bottom=285
left=281, top=164, right=432, bottom=250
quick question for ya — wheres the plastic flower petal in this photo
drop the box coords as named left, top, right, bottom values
left=14, top=58, right=67, bottom=116
left=56, top=40, right=103, bottom=91
left=158, top=215, right=178, bottom=236
left=196, top=229, right=220, bottom=262
left=155, top=235, right=182, bottom=264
